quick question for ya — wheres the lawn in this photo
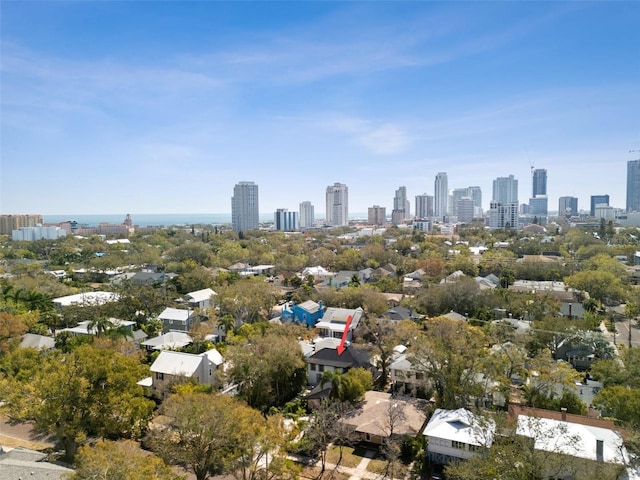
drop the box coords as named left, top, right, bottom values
left=325, top=444, right=363, bottom=468
left=366, top=457, right=410, bottom=479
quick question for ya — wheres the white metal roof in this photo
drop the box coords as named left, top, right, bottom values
left=141, top=331, right=193, bottom=350
left=53, top=291, right=119, bottom=307
left=423, top=408, right=494, bottom=447
left=158, top=307, right=191, bottom=322
left=186, top=288, right=217, bottom=303
left=516, top=415, right=629, bottom=465
left=150, top=351, right=203, bottom=376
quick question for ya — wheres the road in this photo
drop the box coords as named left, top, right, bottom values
left=613, top=318, right=640, bottom=349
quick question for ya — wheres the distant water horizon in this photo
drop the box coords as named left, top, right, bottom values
left=42, top=213, right=370, bottom=227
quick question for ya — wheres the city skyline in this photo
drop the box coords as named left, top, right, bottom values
left=2, top=2, right=639, bottom=215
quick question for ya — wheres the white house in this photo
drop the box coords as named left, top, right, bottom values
left=158, top=307, right=198, bottom=333
left=58, top=318, right=136, bottom=337
left=423, top=408, right=495, bottom=465
left=149, top=348, right=224, bottom=398
left=185, top=288, right=216, bottom=309
left=141, top=331, right=193, bottom=351
left=53, top=291, right=119, bottom=308
left=315, top=307, right=363, bottom=342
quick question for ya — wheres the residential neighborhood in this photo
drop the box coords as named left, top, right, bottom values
left=1, top=218, right=640, bottom=480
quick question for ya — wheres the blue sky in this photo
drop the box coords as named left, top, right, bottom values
left=2, top=1, right=639, bottom=216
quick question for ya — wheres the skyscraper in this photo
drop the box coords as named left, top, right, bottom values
left=493, top=175, right=518, bottom=203
left=467, top=186, right=482, bottom=210
left=627, top=160, right=640, bottom=213
left=368, top=205, right=386, bottom=226
left=231, top=181, right=259, bottom=233
left=451, top=188, right=469, bottom=216
left=590, top=195, right=610, bottom=217
left=558, top=196, right=578, bottom=217
left=532, top=169, right=547, bottom=197
left=299, top=201, right=315, bottom=229
left=415, top=194, right=434, bottom=219
left=434, top=172, right=448, bottom=219
left=393, top=186, right=410, bottom=220
left=274, top=209, right=298, bottom=231
left=325, top=183, right=349, bottom=227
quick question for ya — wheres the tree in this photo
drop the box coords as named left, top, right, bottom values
left=2, top=344, right=154, bottom=462
left=149, top=392, right=264, bottom=480
left=303, top=400, right=354, bottom=473
left=226, top=328, right=307, bottom=411
left=69, top=440, right=183, bottom=480
left=409, top=318, right=487, bottom=409
left=320, top=367, right=372, bottom=404
left=564, top=270, right=626, bottom=305
left=0, top=311, right=27, bottom=353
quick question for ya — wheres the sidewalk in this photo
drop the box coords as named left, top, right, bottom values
left=291, top=449, right=405, bottom=480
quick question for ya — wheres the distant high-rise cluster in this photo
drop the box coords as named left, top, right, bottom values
left=325, top=183, right=349, bottom=227
left=231, top=181, right=259, bottom=233
left=0, top=214, right=43, bottom=236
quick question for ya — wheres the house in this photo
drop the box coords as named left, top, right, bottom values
left=372, top=264, right=398, bottom=280
left=158, top=307, right=198, bottom=333
left=315, top=307, right=363, bottom=341
left=340, top=391, right=427, bottom=445
left=389, top=353, right=425, bottom=396
left=112, top=271, right=176, bottom=286
left=302, top=266, right=334, bottom=282
left=423, top=408, right=495, bottom=465
left=380, top=306, right=416, bottom=322
left=281, top=300, right=324, bottom=327
left=185, top=288, right=216, bottom=309
left=53, top=291, right=119, bottom=309
left=149, top=348, right=224, bottom=398
left=0, top=446, right=73, bottom=479
left=306, top=345, right=370, bottom=385
left=141, top=331, right=193, bottom=352
left=440, top=311, right=467, bottom=322
left=324, top=270, right=357, bottom=289
left=19, top=333, right=55, bottom=350
left=59, top=318, right=136, bottom=337
left=513, top=405, right=636, bottom=479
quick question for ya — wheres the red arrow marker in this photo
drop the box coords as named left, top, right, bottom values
left=336, top=315, right=352, bottom=356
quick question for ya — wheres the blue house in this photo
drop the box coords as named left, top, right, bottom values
left=281, top=300, right=324, bottom=327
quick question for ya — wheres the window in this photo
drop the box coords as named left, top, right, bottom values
left=469, top=444, right=481, bottom=452
left=310, top=364, right=317, bottom=371
left=319, top=365, right=325, bottom=372
left=452, top=441, right=466, bottom=450
left=155, top=372, right=164, bottom=381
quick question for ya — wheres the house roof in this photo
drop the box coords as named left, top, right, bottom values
left=0, top=447, right=73, bottom=480
left=20, top=333, right=55, bottom=350
left=141, top=331, right=193, bottom=350
left=389, top=354, right=413, bottom=372
left=516, top=414, right=629, bottom=465
left=61, top=318, right=136, bottom=336
left=342, top=391, right=427, bottom=437
left=53, top=291, right=119, bottom=307
left=186, top=288, right=216, bottom=303
left=441, top=311, right=467, bottom=322
left=307, top=345, right=369, bottom=369
left=322, top=307, right=364, bottom=328
left=202, top=348, right=224, bottom=366
left=297, top=300, right=322, bottom=314
left=150, top=351, right=203, bottom=376
left=423, top=408, right=494, bottom=447
left=381, top=306, right=414, bottom=321
left=159, top=307, right=192, bottom=322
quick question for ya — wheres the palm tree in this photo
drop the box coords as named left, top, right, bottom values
left=87, top=316, right=114, bottom=336
left=320, top=370, right=343, bottom=399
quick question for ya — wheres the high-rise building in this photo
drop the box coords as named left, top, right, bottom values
left=493, top=175, right=518, bottom=203
left=457, top=197, right=475, bottom=223
left=529, top=196, right=548, bottom=216
left=231, top=181, right=259, bottom=233
left=590, top=195, right=610, bottom=217
left=451, top=188, right=469, bottom=216
left=558, top=196, right=578, bottom=217
left=368, top=205, right=386, bottom=226
left=488, top=201, right=519, bottom=230
left=325, top=183, right=349, bottom=227
left=415, top=194, right=434, bottom=219
left=467, top=186, right=482, bottom=210
left=532, top=169, right=547, bottom=197
left=0, top=214, right=43, bottom=236
left=627, top=160, right=640, bottom=213
left=434, top=172, right=448, bottom=219
left=299, top=201, right=315, bottom=229
left=274, top=209, right=298, bottom=231
left=393, top=186, right=410, bottom=220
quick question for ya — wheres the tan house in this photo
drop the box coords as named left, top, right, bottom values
left=149, top=348, right=223, bottom=398
left=341, top=391, right=427, bottom=445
